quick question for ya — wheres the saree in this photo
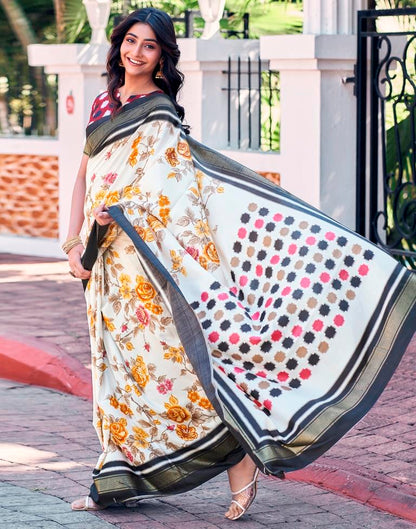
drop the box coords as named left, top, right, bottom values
left=82, top=92, right=416, bottom=506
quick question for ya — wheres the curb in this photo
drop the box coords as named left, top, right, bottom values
left=0, top=335, right=92, bottom=400
left=287, top=460, right=416, bottom=523
left=1, top=335, right=416, bottom=523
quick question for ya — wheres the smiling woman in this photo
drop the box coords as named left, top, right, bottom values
left=118, top=23, right=162, bottom=102
left=64, top=5, right=416, bottom=525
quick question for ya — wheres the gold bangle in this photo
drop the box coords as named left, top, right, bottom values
left=62, top=236, right=82, bottom=254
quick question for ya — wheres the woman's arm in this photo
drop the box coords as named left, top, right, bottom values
left=66, top=154, right=91, bottom=280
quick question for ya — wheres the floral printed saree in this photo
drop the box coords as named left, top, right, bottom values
left=82, top=92, right=416, bottom=506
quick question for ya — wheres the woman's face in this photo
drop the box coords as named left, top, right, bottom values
left=119, top=22, right=162, bottom=82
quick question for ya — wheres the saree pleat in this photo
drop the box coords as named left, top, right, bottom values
left=82, top=92, right=416, bottom=505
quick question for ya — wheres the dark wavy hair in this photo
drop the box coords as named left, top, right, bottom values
left=107, top=8, right=186, bottom=123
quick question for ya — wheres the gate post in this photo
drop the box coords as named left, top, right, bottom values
left=261, top=0, right=366, bottom=230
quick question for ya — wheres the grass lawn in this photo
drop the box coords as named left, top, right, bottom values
left=248, top=2, right=303, bottom=37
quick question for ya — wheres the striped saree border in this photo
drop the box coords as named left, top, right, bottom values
left=90, top=424, right=243, bottom=506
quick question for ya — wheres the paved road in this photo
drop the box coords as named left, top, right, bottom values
left=0, top=253, right=415, bottom=528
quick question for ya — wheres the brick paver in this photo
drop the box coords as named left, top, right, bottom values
left=1, top=252, right=416, bottom=527
left=1, top=379, right=415, bottom=528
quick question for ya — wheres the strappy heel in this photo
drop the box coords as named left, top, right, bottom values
left=71, top=496, right=105, bottom=511
left=226, top=467, right=260, bottom=520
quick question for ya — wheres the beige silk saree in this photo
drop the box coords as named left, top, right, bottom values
left=81, top=92, right=416, bottom=506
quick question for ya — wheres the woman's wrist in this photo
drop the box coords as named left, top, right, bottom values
left=62, top=235, right=83, bottom=254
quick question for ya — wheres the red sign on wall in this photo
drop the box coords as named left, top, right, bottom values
left=66, top=92, right=75, bottom=114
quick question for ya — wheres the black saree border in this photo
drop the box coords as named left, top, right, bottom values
left=85, top=93, right=182, bottom=158
left=90, top=424, right=244, bottom=506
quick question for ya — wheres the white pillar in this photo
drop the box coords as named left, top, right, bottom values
left=260, top=0, right=365, bottom=229
left=178, top=38, right=259, bottom=148
left=304, top=0, right=368, bottom=35
left=27, top=44, right=108, bottom=246
left=198, top=0, right=226, bottom=39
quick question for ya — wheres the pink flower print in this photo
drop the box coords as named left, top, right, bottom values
left=91, top=173, right=96, bottom=182
left=157, top=378, right=173, bottom=394
left=121, top=324, right=128, bottom=332
left=186, top=246, right=199, bottom=260
left=157, top=383, right=168, bottom=395
left=103, top=172, right=118, bottom=185
left=136, top=306, right=150, bottom=326
left=105, top=151, right=112, bottom=160
left=167, top=425, right=175, bottom=431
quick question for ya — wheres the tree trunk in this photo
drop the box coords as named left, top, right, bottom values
left=53, top=0, right=65, bottom=43
left=0, top=0, right=38, bottom=50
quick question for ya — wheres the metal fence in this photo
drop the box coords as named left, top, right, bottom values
left=223, top=56, right=280, bottom=152
left=355, top=7, right=416, bottom=269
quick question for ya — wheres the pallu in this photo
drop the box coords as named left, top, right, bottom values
left=82, top=92, right=416, bottom=506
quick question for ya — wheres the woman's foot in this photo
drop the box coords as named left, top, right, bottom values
left=225, top=454, right=259, bottom=520
left=71, top=496, right=105, bottom=511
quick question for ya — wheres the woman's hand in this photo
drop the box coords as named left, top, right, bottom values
left=93, top=203, right=113, bottom=226
left=67, top=244, right=91, bottom=280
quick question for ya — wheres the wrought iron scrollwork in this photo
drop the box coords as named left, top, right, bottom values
left=372, top=31, right=416, bottom=264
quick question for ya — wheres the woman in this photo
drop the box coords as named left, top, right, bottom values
left=65, top=7, right=416, bottom=521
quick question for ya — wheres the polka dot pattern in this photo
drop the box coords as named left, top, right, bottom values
left=194, top=204, right=374, bottom=415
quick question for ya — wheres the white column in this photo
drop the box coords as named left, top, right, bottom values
left=304, top=0, right=368, bottom=35
left=28, top=44, right=108, bottom=246
left=198, top=0, right=226, bottom=39
left=178, top=38, right=259, bottom=148
left=261, top=33, right=358, bottom=228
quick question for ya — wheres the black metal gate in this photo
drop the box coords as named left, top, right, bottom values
left=355, top=8, right=416, bottom=269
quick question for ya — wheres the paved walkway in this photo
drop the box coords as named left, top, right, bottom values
left=1, top=252, right=416, bottom=528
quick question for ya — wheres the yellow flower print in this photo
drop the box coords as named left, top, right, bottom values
left=94, top=190, right=106, bottom=203
left=158, top=194, right=170, bottom=207
left=164, top=395, right=191, bottom=423
left=195, top=170, right=204, bottom=190
left=105, top=191, right=120, bottom=206
left=135, top=226, right=146, bottom=239
left=176, top=424, right=198, bottom=441
left=188, top=390, right=200, bottom=403
left=159, top=207, right=170, bottom=224
left=108, top=417, right=128, bottom=446
left=195, top=220, right=210, bottom=237
left=147, top=214, right=164, bottom=231
left=165, top=147, right=179, bottom=167
left=109, top=396, right=119, bottom=409
left=144, top=302, right=163, bottom=315
left=143, top=228, right=155, bottom=242
left=131, top=355, right=150, bottom=387
left=135, top=276, right=156, bottom=302
left=87, top=305, right=95, bottom=329
left=217, top=186, right=224, bottom=193
left=119, top=283, right=131, bottom=300
left=198, top=398, right=214, bottom=410
left=125, top=385, right=132, bottom=392
left=120, top=403, right=133, bottom=416
left=125, top=342, right=134, bottom=351
left=132, top=135, right=142, bottom=149
left=164, top=346, right=184, bottom=363
left=170, top=250, right=186, bottom=276
left=198, top=255, right=209, bottom=270
left=119, top=273, right=131, bottom=284
left=177, top=141, right=191, bottom=159
left=103, top=316, right=116, bottom=332
left=134, top=386, right=142, bottom=397
left=129, top=148, right=138, bottom=167
left=203, top=241, right=220, bottom=264
left=133, top=426, right=149, bottom=448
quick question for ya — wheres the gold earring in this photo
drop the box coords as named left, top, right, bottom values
left=118, top=61, right=124, bottom=68
left=155, top=62, right=164, bottom=79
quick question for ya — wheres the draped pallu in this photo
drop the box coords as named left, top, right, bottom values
left=82, top=92, right=416, bottom=506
